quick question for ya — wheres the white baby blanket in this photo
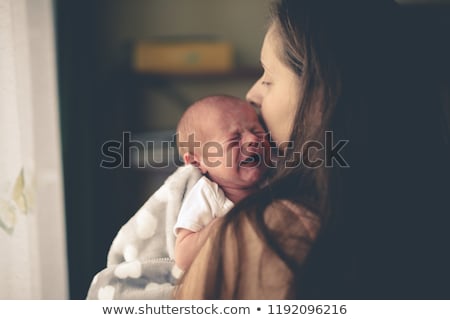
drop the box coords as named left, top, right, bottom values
left=86, top=165, right=202, bottom=300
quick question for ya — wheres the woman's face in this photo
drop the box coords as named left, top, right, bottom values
left=246, top=25, right=302, bottom=146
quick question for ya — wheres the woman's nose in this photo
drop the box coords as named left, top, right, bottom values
left=246, top=79, right=262, bottom=109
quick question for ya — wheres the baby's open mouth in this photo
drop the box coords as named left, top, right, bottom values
left=240, top=154, right=261, bottom=167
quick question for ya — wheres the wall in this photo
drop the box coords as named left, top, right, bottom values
left=96, top=0, right=270, bottom=128
left=98, top=0, right=270, bottom=68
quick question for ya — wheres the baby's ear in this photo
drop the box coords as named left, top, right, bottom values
left=182, top=152, right=195, bottom=165
left=183, top=152, right=207, bottom=174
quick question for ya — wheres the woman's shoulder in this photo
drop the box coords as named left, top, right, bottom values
left=175, top=199, right=321, bottom=299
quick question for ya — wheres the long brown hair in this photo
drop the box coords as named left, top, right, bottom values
left=184, top=0, right=450, bottom=298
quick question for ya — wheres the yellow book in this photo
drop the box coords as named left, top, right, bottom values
left=134, top=41, right=234, bottom=74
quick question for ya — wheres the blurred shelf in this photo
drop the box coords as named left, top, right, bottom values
left=126, top=67, right=262, bottom=125
left=132, top=67, right=261, bottom=83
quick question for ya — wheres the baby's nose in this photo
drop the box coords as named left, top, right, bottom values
left=241, top=132, right=260, bottom=149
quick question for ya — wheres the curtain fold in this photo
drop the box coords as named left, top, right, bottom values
left=0, top=0, right=68, bottom=299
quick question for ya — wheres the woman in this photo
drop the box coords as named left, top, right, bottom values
left=175, top=0, right=450, bottom=299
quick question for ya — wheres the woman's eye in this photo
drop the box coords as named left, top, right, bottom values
left=261, top=80, right=271, bottom=86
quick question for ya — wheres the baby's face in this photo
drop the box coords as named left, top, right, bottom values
left=197, top=101, right=270, bottom=191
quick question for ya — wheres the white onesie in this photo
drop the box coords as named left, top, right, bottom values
left=173, top=176, right=234, bottom=235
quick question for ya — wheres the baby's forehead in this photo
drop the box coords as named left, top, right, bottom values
left=194, top=108, right=231, bottom=137
left=206, top=99, right=256, bottom=117
left=203, top=106, right=259, bottom=133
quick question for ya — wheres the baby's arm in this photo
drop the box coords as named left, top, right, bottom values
left=174, top=218, right=220, bottom=272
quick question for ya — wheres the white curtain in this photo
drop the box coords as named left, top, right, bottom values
left=0, top=0, right=68, bottom=299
